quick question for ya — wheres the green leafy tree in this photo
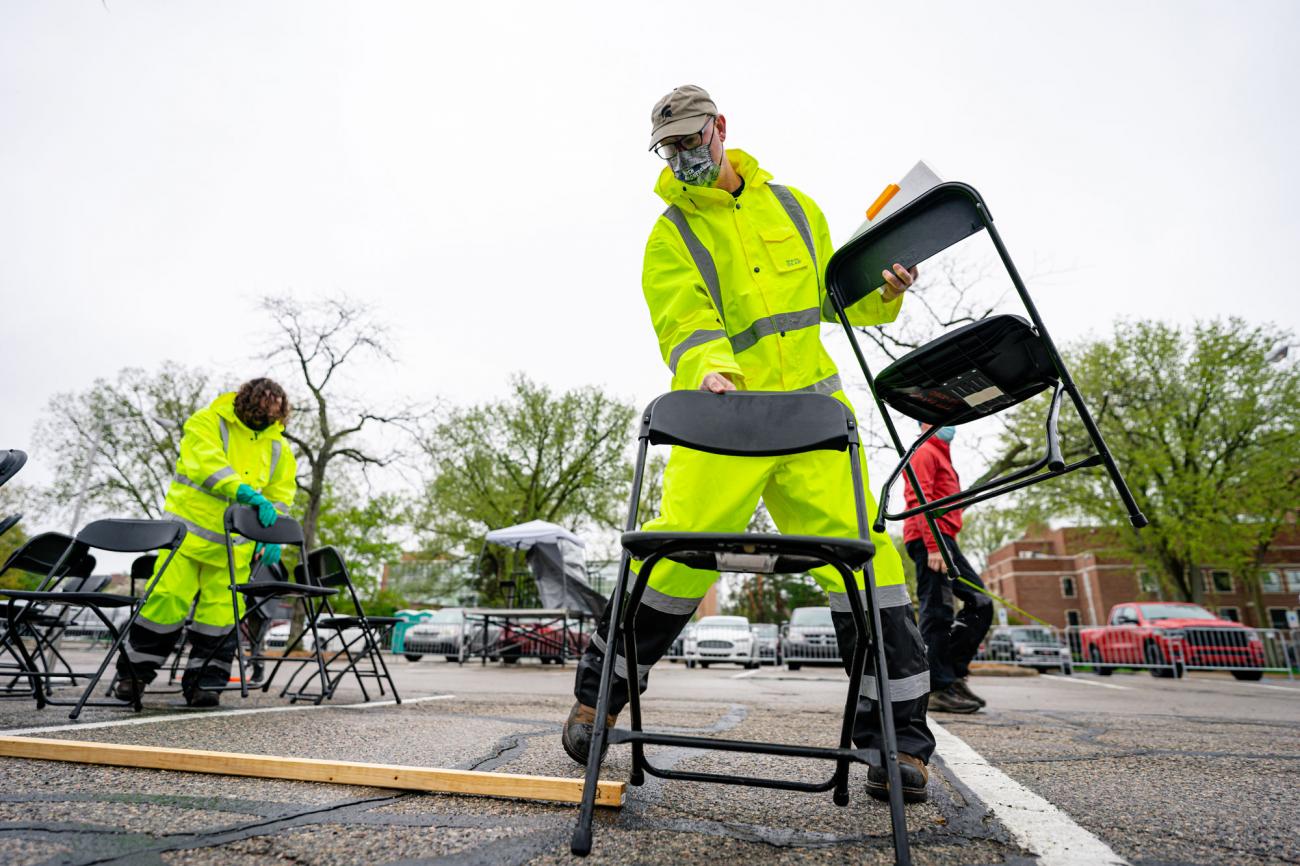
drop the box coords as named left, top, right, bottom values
left=990, top=318, right=1300, bottom=608
left=0, top=486, right=34, bottom=590
left=33, top=363, right=214, bottom=525
left=306, top=475, right=408, bottom=614
left=416, top=374, right=636, bottom=604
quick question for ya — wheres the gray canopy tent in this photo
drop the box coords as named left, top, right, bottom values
left=462, top=521, right=607, bottom=665
left=481, top=520, right=606, bottom=620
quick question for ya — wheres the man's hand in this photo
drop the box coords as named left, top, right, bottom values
left=881, top=262, right=918, bottom=302
left=926, top=550, right=947, bottom=574
left=700, top=372, right=736, bottom=394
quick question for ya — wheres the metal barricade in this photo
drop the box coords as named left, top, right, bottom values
left=1067, top=624, right=1294, bottom=680
left=781, top=627, right=841, bottom=667
left=979, top=625, right=1072, bottom=673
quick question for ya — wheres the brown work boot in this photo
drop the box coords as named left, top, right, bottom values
left=928, top=683, right=981, bottom=714
left=866, top=753, right=930, bottom=804
left=561, top=701, right=618, bottom=765
left=951, top=677, right=986, bottom=708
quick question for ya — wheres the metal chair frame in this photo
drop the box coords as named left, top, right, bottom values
left=823, top=182, right=1146, bottom=574
left=572, top=390, right=912, bottom=866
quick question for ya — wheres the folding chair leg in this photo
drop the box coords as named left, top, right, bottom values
left=5, top=601, right=46, bottom=710
left=832, top=565, right=869, bottom=808
left=304, top=601, right=332, bottom=705
left=367, top=625, right=400, bottom=702
left=571, top=552, right=633, bottom=857
left=69, top=616, right=133, bottom=721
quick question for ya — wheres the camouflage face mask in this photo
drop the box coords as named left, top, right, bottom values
left=669, top=140, right=721, bottom=187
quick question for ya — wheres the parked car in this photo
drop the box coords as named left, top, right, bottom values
left=751, top=623, right=781, bottom=665
left=687, top=615, right=758, bottom=669
left=667, top=622, right=696, bottom=662
left=264, top=619, right=362, bottom=653
left=401, top=608, right=501, bottom=662
left=1079, top=602, right=1266, bottom=680
left=984, top=626, right=1070, bottom=673
left=781, top=606, right=840, bottom=670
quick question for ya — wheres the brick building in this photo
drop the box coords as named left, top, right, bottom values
left=981, top=524, right=1300, bottom=630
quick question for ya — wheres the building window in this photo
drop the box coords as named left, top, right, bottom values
left=1285, top=570, right=1300, bottom=592
left=1268, top=608, right=1290, bottom=630
left=1203, top=570, right=1233, bottom=594
left=1065, top=610, right=1081, bottom=627
left=1261, top=571, right=1283, bottom=593
left=1060, top=576, right=1076, bottom=598
left=1137, top=571, right=1161, bottom=596
left=1217, top=607, right=1239, bottom=622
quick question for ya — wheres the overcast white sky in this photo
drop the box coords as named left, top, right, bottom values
left=3, top=1, right=1298, bottom=540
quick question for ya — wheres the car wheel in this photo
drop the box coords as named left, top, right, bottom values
left=699, top=662, right=710, bottom=669
left=1232, top=670, right=1264, bottom=681
left=444, top=655, right=459, bottom=663
left=1146, top=641, right=1175, bottom=678
left=1089, top=646, right=1113, bottom=676
left=787, top=663, right=801, bottom=671
left=744, top=661, right=759, bottom=670
left=403, top=654, right=423, bottom=662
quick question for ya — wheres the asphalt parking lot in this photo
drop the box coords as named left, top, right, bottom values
left=0, top=654, right=1296, bottom=865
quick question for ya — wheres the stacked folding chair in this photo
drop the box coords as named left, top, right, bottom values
left=572, top=390, right=913, bottom=864
left=264, top=546, right=402, bottom=704
left=0, top=519, right=187, bottom=719
left=0, top=450, right=26, bottom=541
left=821, top=181, right=1146, bottom=574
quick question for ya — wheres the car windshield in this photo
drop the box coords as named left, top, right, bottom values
left=752, top=624, right=778, bottom=636
left=698, top=616, right=748, bottom=629
left=1139, top=604, right=1218, bottom=621
left=429, top=610, right=463, bottom=623
left=790, top=608, right=833, bottom=626
left=1010, top=628, right=1054, bottom=644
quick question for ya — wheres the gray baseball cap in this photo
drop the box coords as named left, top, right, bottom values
left=648, top=85, right=717, bottom=150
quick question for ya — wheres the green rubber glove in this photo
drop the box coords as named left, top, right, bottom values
left=236, top=483, right=279, bottom=528
left=260, top=543, right=282, bottom=566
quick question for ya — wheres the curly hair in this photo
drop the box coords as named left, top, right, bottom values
left=233, top=378, right=290, bottom=429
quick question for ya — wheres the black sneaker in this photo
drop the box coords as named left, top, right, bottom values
left=951, top=678, right=986, bottom=708
left=928, top=683, right=981, bottom=714
left=866, top=753, right=930, bottom=803
left=561, top=701, right=617, bottom=765
left=113, top=678, right=145, bottom=703
left=185, top=689, right=221, bottom=709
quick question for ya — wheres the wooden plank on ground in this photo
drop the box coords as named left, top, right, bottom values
left=0, top=735, right=624, bottom=807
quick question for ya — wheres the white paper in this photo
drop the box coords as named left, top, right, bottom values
left=848, top=159, right=944, bottom=241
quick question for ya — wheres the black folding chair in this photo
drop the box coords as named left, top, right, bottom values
left=201, top=505, right=337, bottom=701
left=822, top=182, right=1146, bottom=565
left=265, top=546, right=402, bottom=703
left=0, top=533, right=98, bottom=696
left=0, top=519, right=186, bottom=719
left=0, top=450, right=27, bottom=541
left=572, top=390, right=912, bottom=865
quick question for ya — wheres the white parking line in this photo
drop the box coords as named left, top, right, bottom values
left=932, top=721, right=1128, bottom=865
left=730, top=668, right=764, bottom=679
left=1041, top=674, right=1129, bottom=691
left=1241, top=682, right=1300, bottom=693
left=0, top=694, right=456, bottom=737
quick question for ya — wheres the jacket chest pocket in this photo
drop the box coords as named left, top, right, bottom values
left=760, top=226, right=810, bottom=274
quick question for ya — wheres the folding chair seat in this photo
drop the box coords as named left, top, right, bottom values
left=572, top=390, right=912, bottom=865
left=822, top=181, right=1146, bottom=548
left=0, top=449, right=26, bottom=489
left=267, top=546, right=402, bottom=704
left=0, top=519, right=186, bottom=718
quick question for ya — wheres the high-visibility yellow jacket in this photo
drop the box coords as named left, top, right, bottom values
left=163, top=392, right=297, bottom=565
left=644, top=149, right=902, bottom=393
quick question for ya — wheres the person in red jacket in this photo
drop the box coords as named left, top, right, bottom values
left=903, top=423, right=993, bottom=713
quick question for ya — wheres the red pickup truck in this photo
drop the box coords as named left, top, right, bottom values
left=1079, top=602, right=1266, bottom=680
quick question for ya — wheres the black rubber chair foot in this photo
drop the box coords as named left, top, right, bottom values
left=833, top=790, right=850, bottom=806
left=630, top=769, right=645, bottom=786
left=570, top=829, right=592, bottom=856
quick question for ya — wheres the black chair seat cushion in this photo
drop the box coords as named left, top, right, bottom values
left=875, top=314, right=1057, bottom=426
left=0, top=590, right=138, bottom=609
left=234, top=581, right=336, bottom=599
left=622, top=531, right=874, bottom=574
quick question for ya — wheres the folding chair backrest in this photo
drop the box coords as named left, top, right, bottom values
left=874, top=314, right=1057, bottom=425
left=76, top=519, right=186, bottom=554
left=643, top=391, right=855, bottom=457
left=299, top=546, right=348, bottom=589
left=0, top=450, right=27, bottom=489
left=825, top=182, right=986, bottom=311
left=59, top=575, right=112, bottom=594
left=225, top=506, right=305, bottom=546
left=0, top=532, right=94, bottom=584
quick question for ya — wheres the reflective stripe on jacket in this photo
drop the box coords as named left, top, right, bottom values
left=164, top=392, right=297, bottom=565
left=644, top=149, right=903, bottom=393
